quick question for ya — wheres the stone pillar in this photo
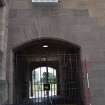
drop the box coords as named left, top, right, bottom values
left=0, top=0, right=8, bottom=105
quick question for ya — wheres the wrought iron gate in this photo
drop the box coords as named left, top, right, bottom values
left=31, top=66, right=57, bottom=104
left=15, top=53, right=84, bottom=105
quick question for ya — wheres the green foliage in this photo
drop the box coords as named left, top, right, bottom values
left=40, top=72, right=56, bottom=83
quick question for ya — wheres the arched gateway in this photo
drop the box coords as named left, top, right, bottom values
left=13, top=38, right=84, bottom=105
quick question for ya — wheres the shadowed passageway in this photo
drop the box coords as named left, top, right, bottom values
left=13, top=38, right=84, bottom=105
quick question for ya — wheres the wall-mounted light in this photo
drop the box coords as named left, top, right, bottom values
left=42, top=45, right=48, bottom=48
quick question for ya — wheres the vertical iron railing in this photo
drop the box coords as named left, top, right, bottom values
left=15, top=53, right=84, bottom=105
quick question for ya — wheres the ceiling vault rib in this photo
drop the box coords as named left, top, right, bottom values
left=0, top=0, right=4, bottom=7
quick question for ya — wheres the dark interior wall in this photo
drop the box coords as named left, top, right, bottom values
left=14, top=54, right=29, bottom=103
left=59, top=53, right=83, bottom=102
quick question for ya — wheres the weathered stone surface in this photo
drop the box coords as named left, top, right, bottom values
left=7, top=4, right=105, bottom=104
left=0, top=80, right=8, bottom=105
left=0, top=0, right=105, bottom=105
left=0, top=2, right=8, bottom=105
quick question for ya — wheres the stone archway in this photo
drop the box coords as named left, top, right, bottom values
left=13, top=38, right=84, bottom=105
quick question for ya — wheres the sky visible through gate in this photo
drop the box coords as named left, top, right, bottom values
left=33, top=67, right=56, bottom=82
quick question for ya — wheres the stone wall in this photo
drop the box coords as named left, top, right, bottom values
left=0, top=1, right=8, bottom=105
left=8, top=0, right=105, bottom=105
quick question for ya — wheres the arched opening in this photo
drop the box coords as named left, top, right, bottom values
left=30, top=67, right=57, bottom=99
left=13, top=38, right=84, bottom=105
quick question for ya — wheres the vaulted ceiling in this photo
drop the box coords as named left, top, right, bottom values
left=0, top=0, right=4, bottom=7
